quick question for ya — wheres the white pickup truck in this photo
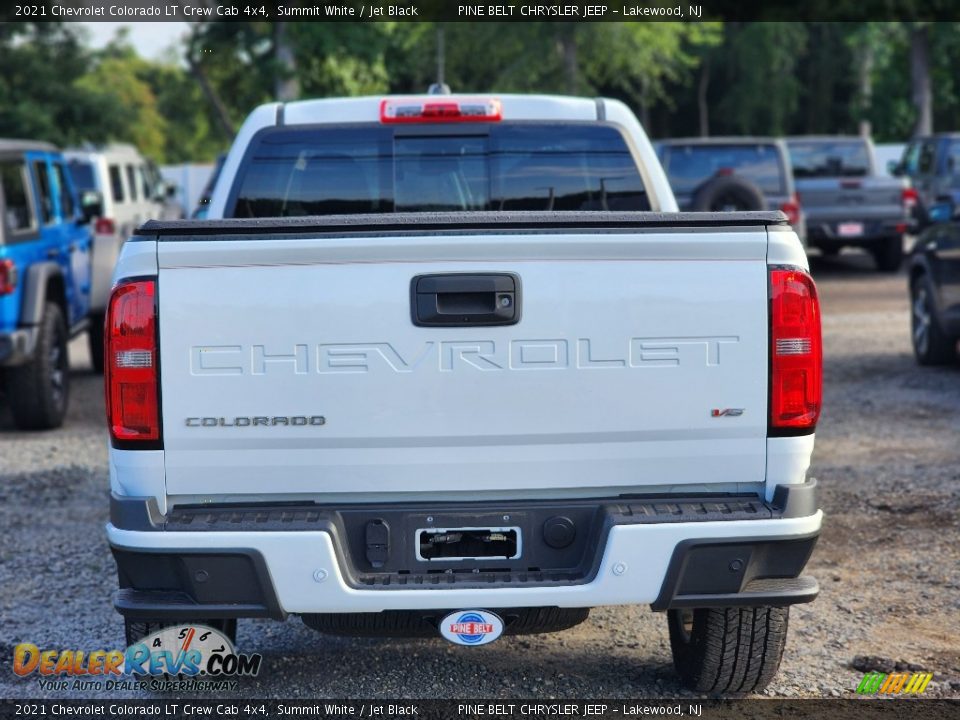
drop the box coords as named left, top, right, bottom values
left=104, top=95, right=823, bottom=694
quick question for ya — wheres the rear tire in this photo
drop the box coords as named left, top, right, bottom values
left=5, top=302, right=69, bottom=430
left=124, top=618, right=238, bottom=647
left=911, top=275, right=957, bottom=365
left=872, top=236, right=904, bottom=273
left=691, top=176, right=767, bottom=212
left=88, top=312, right=105, bottom=374
left=668, top=606, right=789, bottom=695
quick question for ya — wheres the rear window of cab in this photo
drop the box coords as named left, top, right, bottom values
left=229, top=123, right=650, bottom=217
left=787, top=140, right=871, bottom=178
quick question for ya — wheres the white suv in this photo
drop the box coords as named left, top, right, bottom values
left=65, top=144, right=174, bottom=371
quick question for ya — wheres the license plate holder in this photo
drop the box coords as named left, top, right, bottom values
left=416, top=526, right=521, bottom=562
left=837, top=221, right=864, bottom=237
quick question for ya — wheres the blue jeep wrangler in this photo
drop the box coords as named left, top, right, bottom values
left=0, top=140, right=93, bottom=430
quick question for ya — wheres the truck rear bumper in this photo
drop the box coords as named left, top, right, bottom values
left=806, top=220, right=906, bottom=245
left=106, top=487, right=822, bottom=619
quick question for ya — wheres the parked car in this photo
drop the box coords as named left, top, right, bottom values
left=0, top=139, right=93, bottom=429
left=786, top=136, right=913, bottom=272
left=655, top=137, right=805, bottom=241
left=106, top=94, right=823, bottom=695
left=65, top=143, right=173, bottom=371
left=891, top=133, right=960, bottom=228
left=908, top=201, right=960, bottom=364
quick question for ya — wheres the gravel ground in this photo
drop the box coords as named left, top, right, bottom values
left=1, top=249, right=958, bottom=700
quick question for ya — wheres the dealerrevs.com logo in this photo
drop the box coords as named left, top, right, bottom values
left=13, top=625, right=262, bottom=692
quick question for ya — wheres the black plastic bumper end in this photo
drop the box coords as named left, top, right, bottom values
left=114, top=589, right=280, bottom=620
left=111, top=548, right=286, bottom=621
left=651, top=531, right=820, bottom=611
left=661, top=575, right=819, bottom=609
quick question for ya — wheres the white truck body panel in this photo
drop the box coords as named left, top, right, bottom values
left=156, top=230, right=769, bottom=501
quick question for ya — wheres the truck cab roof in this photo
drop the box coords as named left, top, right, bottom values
left=279, top=94, right=604, bottom=125
left=785, top=135, right=871, bottom=142
left=657, top=136, right=785, bottom=146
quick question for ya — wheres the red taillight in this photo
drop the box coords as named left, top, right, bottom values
left=105, top=278, right=160, bottom=444
left=902, top=187, right=918, bottom=212
left=380, top=98, right=502, bottom=124
left=780, top=194, right=801, bottom=227
left=770, top=268, right=822, bottom=433
left=0, top=259, right=16, bottom=296
left=95, top=217, right=116, bottom=235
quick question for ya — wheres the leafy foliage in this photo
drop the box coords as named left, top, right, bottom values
left=0, top=23, right=103, bottom=147
left=2, top=21, right=960, bottom=162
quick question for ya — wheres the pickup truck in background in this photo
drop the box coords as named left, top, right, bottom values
left=786, top=136, right=914, bottom=272
left=105, top=95, right=823, bottom=695
left=654, top=137, right=806, bottom=243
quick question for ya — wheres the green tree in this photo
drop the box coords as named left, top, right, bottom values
left=141, top=61, right=228, bottom=163
left=291, top=22, right=393, bottom=97
left=714, top=23, right=808, bottom=136
left=74, top=47, right=167, bottom=159
left=386, top=21, right=720, bottom=122
left=584, top=23, right=722, bottom=127
left=0, top=23, right=103, bottom=146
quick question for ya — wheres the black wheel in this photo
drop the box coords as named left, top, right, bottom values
left=124, top=618, right=238, bottom=647
left=911, top=276, right=957, bottom=365
left=5, top=302, right=69, bottom=430
left=872, top=236, right=904, bottom=273
left=691, top=176, right=767, bottom=212
left=668, top=606, right=789, bottom=695
left=87, top=312, right=105, bottom=374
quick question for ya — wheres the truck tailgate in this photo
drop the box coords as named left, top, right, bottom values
left=796, top=177, right=905, bottom=222
left=155, top=228, right=771, bottom=500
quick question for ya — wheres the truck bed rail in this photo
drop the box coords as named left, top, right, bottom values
left=134, top=210, right=789, bottom=239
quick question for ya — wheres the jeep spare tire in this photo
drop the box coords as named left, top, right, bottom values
left=691, top=175, right=767, bottom=212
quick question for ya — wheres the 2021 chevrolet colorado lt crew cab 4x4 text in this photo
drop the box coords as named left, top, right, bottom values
left=105, top=95, right=823, bottom=694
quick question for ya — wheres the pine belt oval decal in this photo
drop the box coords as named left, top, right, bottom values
left=439, top=610, right=504, bottom=646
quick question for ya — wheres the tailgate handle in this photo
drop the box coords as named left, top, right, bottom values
left=412, top=273, right=520, bottom=327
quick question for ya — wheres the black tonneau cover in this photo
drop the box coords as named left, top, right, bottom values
left=135, top=211, right=789, bottom=239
